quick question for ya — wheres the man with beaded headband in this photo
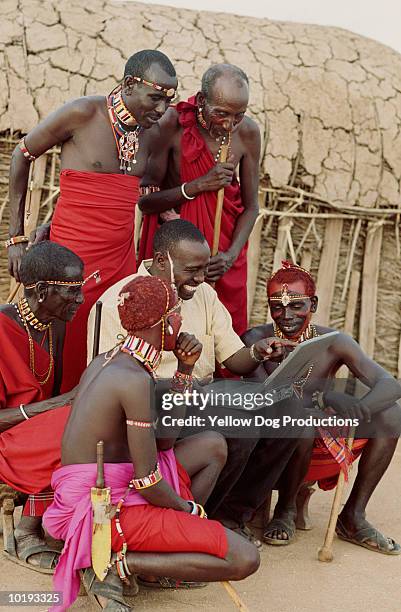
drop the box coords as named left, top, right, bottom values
left=43, top=275, right=260, bottom=611
left=137, top=63, right=261, bottom=336
left=242, top=261, right=401, bottom=553
left=8, top=49, right=178, bottom=392
left=0, top=241, right=85, bottom=572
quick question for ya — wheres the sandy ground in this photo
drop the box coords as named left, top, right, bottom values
left=1, top=445, right=400, bottom=612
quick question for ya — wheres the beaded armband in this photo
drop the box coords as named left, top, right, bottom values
left=131, top=462, right=162, bottom=490
left=126, top=419, right=155, bottom=429
left=139, top=185, right=161, bottom=196
left=19, top=138, right=36, bottom=162
left=4, top=235, right=29, bottom=249
left=170, top=370, right=193, bottom=394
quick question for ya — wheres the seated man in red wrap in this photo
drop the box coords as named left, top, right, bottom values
left=0, top=241, right=84, bottom=572
left=7, top=49, right=178, bottom=391
left=43, top=276, right=259, bottom=611
left=138, top=63, right=261, bottom=336
left=243, top=261, right=401, bottom=554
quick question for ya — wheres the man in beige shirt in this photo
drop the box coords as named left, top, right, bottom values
left=88, top=220, right=287, bottom=379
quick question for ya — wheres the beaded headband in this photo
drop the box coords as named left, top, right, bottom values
left=269, top=283, right=311, bottom=307
left=132, top=76, right=176, bottom=98
left=24, top=269, right=100, bottom=290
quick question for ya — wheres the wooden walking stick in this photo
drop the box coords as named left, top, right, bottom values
left=212, top=143, right=230, bottom=257
left=221, top=580, right=250, bottom=611
left=317, top=429, right=355, bottom=562
left=91, top=440, right=111, bottom=580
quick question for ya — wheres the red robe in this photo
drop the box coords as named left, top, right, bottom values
left=0, top=312, right=62, bottom=513
left=305, top=438, right=367, bottom=490
left=51, top=170, right=139, bottom=392
left=138, top=97, right=248, bottom=336
left=0, top=313, right=54, bottom=409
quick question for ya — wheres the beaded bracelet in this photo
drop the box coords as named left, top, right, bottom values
left=311, top=390, right=325, bottom=411
left=4, top=235, right=29, bottom=249
left=131, top=462, right=162, bottom=490
left=249, top=343, right=266, bottom=363
left=19, top=137, right=36, bottom=162
left=170, top=369, right=193, bottom=394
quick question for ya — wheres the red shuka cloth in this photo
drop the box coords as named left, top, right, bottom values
left=51, top=170, right=139, bottom=391
left=0, top=313, right=54, bottom=409
left=0, top=404, right=70, bottom=494
left=305, top=438, right=367, bottom=490
left=138, top=97, right=248, bottom=336
left=111, top=462, right=227, bottom=558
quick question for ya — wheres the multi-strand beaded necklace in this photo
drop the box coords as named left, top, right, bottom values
left=107, top=85, right=142, bottom=173
left=14, top=298, right=54, bottom=386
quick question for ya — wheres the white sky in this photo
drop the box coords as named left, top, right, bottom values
left=140, top=0, right=401, bottom=54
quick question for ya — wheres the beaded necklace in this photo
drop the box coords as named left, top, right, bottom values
left=120, top=335, right=162, bottom=377
left=14, top=299, right=54, bottom=385
left=214, top=131, right=231, bottom=163
left=196, top=106, right=232, bottom=163
left=274, top=323, right=318, bottom=399
left=107, top=85, right=142, bottom=172
left=15, top=297, right=51, bottom=331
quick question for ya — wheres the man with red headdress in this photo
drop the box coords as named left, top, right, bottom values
left=137, top=63, right=261, bottom=336
left=8, top=50, right=178, bottom=392
left=242, top=261, right=401, bottom=554
left=43, top=275, right=260, bottom=611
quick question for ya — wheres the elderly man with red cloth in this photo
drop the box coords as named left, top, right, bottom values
left=243, top=261, right=401, bottom=554
left=0, top=241, right=84, bottom=572
left=138, top=63, right=261, bottom=336
left=43, top=275, right=259, bottom=611
left=8, top=50, right=178, bottom=391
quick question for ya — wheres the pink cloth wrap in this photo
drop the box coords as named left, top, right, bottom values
left=43, top=450, right=180, bottom=611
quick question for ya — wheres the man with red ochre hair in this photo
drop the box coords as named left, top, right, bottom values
left=242, top=261, right=401, bottom=554
left=137, top=63, right=261, bottom=336
left=43, top=275, right=259, bottom=611
left=7, top=50, right=178, bottom=392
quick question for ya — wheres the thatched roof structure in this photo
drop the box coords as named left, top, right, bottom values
left=1, top=0, right=401, bottom=373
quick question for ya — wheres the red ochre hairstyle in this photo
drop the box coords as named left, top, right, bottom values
left=118, top=276, right=177, bottom=334
left=267, top=260, right=316, bottom=297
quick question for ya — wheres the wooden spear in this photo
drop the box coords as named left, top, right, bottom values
left=212, top=143, right=230, bottom=257
left=317, top=429, right=355, bottom=562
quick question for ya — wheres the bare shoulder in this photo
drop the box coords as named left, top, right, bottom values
left=239, top=115, right=261, bottom=141
left=321, top=329, right=360, bottom=356
left=61, top=95, right=104, bottom=121
left=242, top=324, right=273, bottom=346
